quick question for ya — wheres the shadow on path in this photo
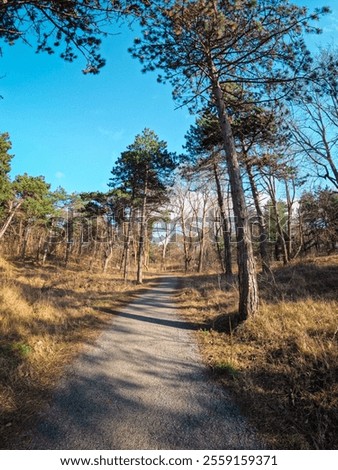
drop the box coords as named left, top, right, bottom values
left=94, top=306, right=203, bottom=331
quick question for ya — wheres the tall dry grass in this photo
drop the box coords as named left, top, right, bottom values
left=0, top=257, right=145, bottom=449
left=177, top=256, right=338, bottom=449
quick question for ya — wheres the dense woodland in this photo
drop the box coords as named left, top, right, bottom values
left=1, top=120, right=337, bottom=276
left=0, top=0, right=337, bottom=450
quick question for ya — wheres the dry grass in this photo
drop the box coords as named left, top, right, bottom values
left=0, top=257, right=147, bottom=449
left=176, top=255, right=338, bottom=449
left=1, top=254, right=337, bottom=450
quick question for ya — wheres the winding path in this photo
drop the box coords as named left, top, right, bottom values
left=19, top=277, right=262, bottom=450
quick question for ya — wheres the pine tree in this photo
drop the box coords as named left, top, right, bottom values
left=0, top=132, right=13, bottom=218
left=128, top=0, right=329, bottom=321
left=109, top=129, right=177, bottom=283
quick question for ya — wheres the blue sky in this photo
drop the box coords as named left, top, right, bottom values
left=1, top=1, right=337, bottom=194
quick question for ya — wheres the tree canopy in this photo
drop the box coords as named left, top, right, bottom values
left=109, top=128, right=177, bottom=204
left=0, top=0, right=144, bottom=73
left=129, top=0, right=329, bottom=107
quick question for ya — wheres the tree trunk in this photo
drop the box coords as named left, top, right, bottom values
left=36, top=232, right=43, bottom=262
left=161, top=224, right=171, bottom=271
left=137, top=171, right=148, bottom=284
left=215, top=225, right=225, bottom=272
left=181, top=213, right=192, bottom=273
left=64, top=212, right=74, bottom=267
left=21, top=224, right=31, bottom=260
left=123, top=234, right=130, bottom=281
left=213, top=161, right=233, bottom=277
left=271, top=198, right=289, bottom=266
left=102, top=221, right=114, bottom=273
left=318, top=112, right=338, bottom=188
left=17, top=219, right=23, bottom=256
left=210, top=67, right=259, bottom=321
left=0, top=200, right=23, bottom=240
left=123, top=212, right=133, bottom=282
left=89, top=240, right=97, bottom=271
left=246, top=161, right=270, bottom=273
left=285, top=180, right=294, bottom=260
left=161, top=240, right=167, bottom=271
left=197, top=202, right=206, bottom=273
left=76, top=224, right=84, bottom=263
left=103, top=242, right=113, bottom=273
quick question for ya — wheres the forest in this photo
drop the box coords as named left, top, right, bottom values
left=0, top=0, right=337, bottom=450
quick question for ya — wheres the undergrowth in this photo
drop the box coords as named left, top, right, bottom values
left=1, top=254, right=337, bottom=450
left=177, top=256, right=338, bottom=449
left=0, top=257, right=145, bottom=449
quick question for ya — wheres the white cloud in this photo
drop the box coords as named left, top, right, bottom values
left=55, top=171, right=65, bottom=179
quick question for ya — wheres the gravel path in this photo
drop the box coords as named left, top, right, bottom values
left=19, top=276, right=263, bottom=450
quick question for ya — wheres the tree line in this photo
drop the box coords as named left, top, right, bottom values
left=1, top=0, right=337, bottom=324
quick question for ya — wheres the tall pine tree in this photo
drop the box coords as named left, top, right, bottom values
left=128, top=0, right=329, bottom=321
left=109, top=129, right=177, bottom=283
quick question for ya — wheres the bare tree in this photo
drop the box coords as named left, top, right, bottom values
left=289, top=49, right=338, bottom=189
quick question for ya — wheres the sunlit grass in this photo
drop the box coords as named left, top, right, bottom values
left=0, top=258, right=144, bottom=448
left=177, top=256, right=338, bottom=449
left=1, top=253, right=337, bottom=449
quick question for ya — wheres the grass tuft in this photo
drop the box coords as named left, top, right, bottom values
left=212, top=361, right=240, bottom=379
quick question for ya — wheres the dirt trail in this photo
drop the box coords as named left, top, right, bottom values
left=18, top=276, right=263, bottom=449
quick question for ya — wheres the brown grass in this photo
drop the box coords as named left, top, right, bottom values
left=176, top=255, right=338, bottom=449
left=1, top=254, right=337, bottom=450
left=0, top=257, right=148, bottom=449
